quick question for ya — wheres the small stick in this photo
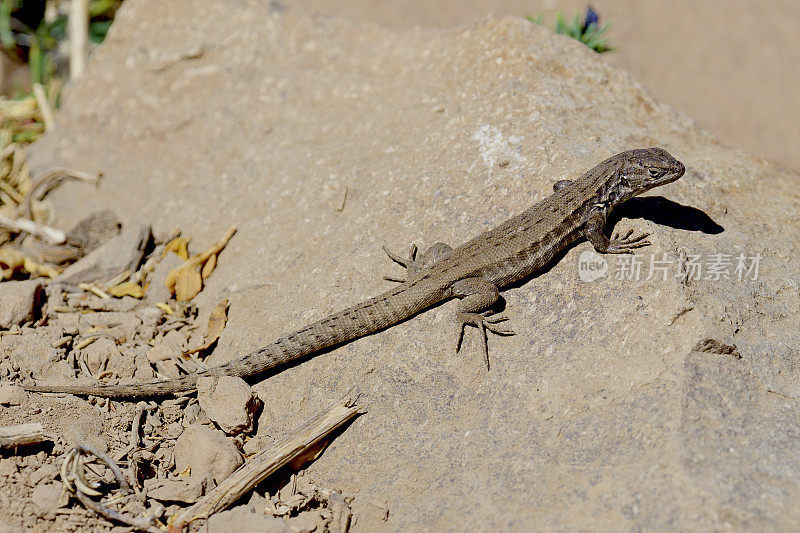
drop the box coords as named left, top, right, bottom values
left=129, top=402, right=150, bottom=449
left=0, top=213, right=66, bottom=244
left=0, top=422, right=48, bottom=448
left=78, top=283, right=111, bottom=299
left=68, top=0, right=89, bottom=80
left=0, top=179, right=23, bottom=204
left=73, top=491, right=161, bottom=533
left=170, top=392, right=364, bottom=526
left=61, top=443, right=162, bottom=532
left=32, top=83, right=55, bottom=131
left=22, top=168, right=99, bottom=220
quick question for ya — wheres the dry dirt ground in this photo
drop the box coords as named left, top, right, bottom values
left=2, top=0, right=800, bottom=531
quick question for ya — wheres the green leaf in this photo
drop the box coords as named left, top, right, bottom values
left=0, top=0, right=16, bottom=49
left=89, top=19, right=113, bottom=43
left=89, top=0, right=120, bottom=18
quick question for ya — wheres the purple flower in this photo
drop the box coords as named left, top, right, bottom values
left=582, top=6, right=600, bottom=32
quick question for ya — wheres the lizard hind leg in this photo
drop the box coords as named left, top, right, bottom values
left=451, top=277, right=515, bottom=369
left=383, top=242, right=453, bottom=282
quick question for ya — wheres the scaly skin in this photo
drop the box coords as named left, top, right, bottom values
left=22, top=147, right=685, bottom=397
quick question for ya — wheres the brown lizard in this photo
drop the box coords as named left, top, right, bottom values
left=23, top=147, right=685, bottom=397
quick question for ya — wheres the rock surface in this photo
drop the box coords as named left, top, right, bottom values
left=21, top=0, right=800, bottom=530
left=145, top=477, right=206, bottom=504
left=0, top=384, right=25, bottom=406
left=173, top=423, right=243, bottom=487
left=205, top=507, right=292, bottom=533
left=289, top=0, right=800, bottom=172
left=197, top=376, right=261, bottom=435
left=0, top=280, right=43, bottom=329
left=55, top=223, right=151, bottom=285
left=65, top=209, right=122, bottom=252
left=30, top=483, right=65, bottom=516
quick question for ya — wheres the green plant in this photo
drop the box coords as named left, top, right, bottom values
left=0, top=0, right=123, bottom=90
left=528, top=6, right=614, bottom=54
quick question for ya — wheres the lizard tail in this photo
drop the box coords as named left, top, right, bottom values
left=21, top=284, right=436, bottom=398
left=21, top=374, right=198, bottom=398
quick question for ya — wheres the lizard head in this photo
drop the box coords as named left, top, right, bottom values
left=614, top=147, right=685, bottom=201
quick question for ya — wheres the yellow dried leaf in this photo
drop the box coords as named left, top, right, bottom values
left=107, top=281, right=145, bottom=298
left=175, top=268, right=203, bottom=302
left=164, top=236, right=190, bottom=260
left=165, top=226, right=237, bottom=301
left=0, top=247, right=60, bottom=279
left=0, top=247, right=24, bottom=269
left=24, top=258, right=59, bottom=278
left=206, top=299, right=228, bottom=340
left=0, top=248, right=23, bottom=280
left=184, top=300, right=229, bottom=357
left=0, top=96, right=37, bottom=120
left=200, top=253, right=216, bottom=279
left=156, top=302, right=173, bottom=314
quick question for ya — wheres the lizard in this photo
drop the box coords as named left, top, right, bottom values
left=22, top=147, right=685, bottom=398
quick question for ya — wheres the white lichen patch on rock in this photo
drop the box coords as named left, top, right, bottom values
left=472, top=124, right=526, bottom=169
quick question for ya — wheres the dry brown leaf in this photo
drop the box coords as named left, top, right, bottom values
left=107, top=281, right=145, bottom=298
left=164, top=236, right=190, bottom=260
left=166, top=226, right=237, bottom=301
left=184, top=300, right=229, bottom=357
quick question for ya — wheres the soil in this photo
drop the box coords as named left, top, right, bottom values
left=2, top=1, right=800, bottom=531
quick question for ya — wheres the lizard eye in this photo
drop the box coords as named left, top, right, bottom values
left=648, top=167, right=664, bottom=178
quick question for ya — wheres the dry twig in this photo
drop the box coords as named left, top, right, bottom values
left=170, top=392, right=364, bottom=527
left=61, top=443, right=160, bottom=532
left=0, top=422, right=48, bottom=448
left=0, top=213, right=65, bottom=244
left=22, top=167, right=99, bottom=220
left=32, top=83, right=55, bottom=131
left=68, top=0, right=89, bottom=80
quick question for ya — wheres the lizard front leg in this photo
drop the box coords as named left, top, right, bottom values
left=451, top=277, right=515, bottom=369
left=383, top=242, right=453, bottom=282
left=585, top=208, right=651, bottom=254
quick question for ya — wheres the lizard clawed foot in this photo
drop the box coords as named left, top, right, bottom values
left=382, top=244, right=418, bottom=282
left=383, top=242, right=453, bottom=282
left=607, top=228, right=651, bottom=254
left=455, top=311, right=516, bottom=370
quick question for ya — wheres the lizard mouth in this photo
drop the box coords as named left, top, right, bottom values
left=655, top=162, right=685, bottom=187
left=674, top=162, right=686, bottom=179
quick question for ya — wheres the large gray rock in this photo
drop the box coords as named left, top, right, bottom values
left=25, top=1, right=800, bottom=530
